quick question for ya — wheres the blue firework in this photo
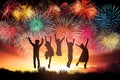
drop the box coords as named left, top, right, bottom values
left=24, top=12, right=54, bottom=33
left=93, top=5, right=120, bottom=30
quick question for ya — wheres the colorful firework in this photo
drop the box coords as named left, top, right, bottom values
left=74, top=19, right=97, bottom=45
left=1, top=1, right=20, bottom=19
left=0, top=21, right=23, bottom=45
left=96, top=30, right=120, bottom=53
left=14, top=32, right=32, bottom=55
left=14, top=32, right=44, bottom=55
left=70, top=0, right=97, bottom=20
left=25, top=12, right=54, bottom=33
left=12, top=5, right=35, bottom=21
left=60, top=2, right=71, bottom=17
left=52, top=16, right=79, bottom=40
left=93, top=5, right=120, bottom=30
left=79, top=25, right=96, bottom=41
left=70, top=0, right=82, bottom=15
left=46, top=4, right=60, bottom=17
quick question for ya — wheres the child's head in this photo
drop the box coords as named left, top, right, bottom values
left=35, top=40, right=39, bottom=44
left=45, top=41, right=50, bottom=47
left=68, top=42, right=73, bottom=46
left=80, top=44, right=84, bottom=48
left=57, top=39, right=60, bottom=42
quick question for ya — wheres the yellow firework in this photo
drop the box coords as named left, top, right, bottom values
left=12, top=5, right=35, bottom=21
left=97, top=31, right=120, bottom=53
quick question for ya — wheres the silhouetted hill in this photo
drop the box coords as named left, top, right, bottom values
left=0, top=68, right=120, bottom=80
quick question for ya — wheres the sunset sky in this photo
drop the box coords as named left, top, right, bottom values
left=0, top=0, right=120, bottom=73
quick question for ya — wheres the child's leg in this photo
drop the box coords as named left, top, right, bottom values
left=37, top=56, right=40, bottom=69
left=48, top=57, right=51, bottom=68
left=84, top=62, right=87, bottom=69
left=76, top=61, right=79, bottom=66
left=33, top=56, right=36, bottom=68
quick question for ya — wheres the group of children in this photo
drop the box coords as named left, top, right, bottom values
left=28, top=34, right=89, bottom=69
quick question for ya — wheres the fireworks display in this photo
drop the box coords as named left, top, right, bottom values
left=70, top=0, right=97, bottom=20
left=96, top=30, right=120, bottom=53
left=52, top=16, right=79, bottom=40
left=1, top=1, right=20, bottom=19
left=93, top=4, right=120, bottom=30
left=12, top=5, right=35, bottom=21
left=0, top=0, right=120, bottom=55
left=0, top=20, right=22, bottom=45
left=24, top=12, right=54, bottom=33
left=0, top=0, right=120, bottom=73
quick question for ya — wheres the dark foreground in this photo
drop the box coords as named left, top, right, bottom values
left=0, top=68, right=120, bottom=80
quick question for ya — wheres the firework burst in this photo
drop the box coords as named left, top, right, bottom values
left=93, top=4, right=120, bottom=30
left=14, top=32, right=44, bottom=55
left=96, top=30, right=120, bottom=53
left=24, top=12, right=54, bottom=34
left=46, top=4, right=60, bottom=18
left=74, top=19, right=97, bottom=46
left=12, top=5, right=35, bottom=21
left=1, top=1, right=20, bottom=19
left=52, top=16, right=79, bottom=40
left=0, top=20, right=23, bottom=45
left=60, top=2, right=71, bottom=17
left=70, top=0, right=97, bottom=20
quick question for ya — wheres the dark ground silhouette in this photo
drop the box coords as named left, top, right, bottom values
left=0, top=68, right=120, bottom=80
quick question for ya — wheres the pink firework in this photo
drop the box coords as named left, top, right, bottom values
left=0, top=21, right=22, bottom=44
left=78, top=23, right=97, bottom=43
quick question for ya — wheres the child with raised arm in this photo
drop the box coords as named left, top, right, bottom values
left=54, top=34, right=65, bottom=56
left=75, top=38, right=89, bottom=69
left=44, top=36, right=54, bottom=68
left=28, top=37, right=44, bottom=69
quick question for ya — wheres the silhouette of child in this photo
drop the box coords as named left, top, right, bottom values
left=75, top=38, right=89, bottom=69
left=28, top=37, right=44, bottom=69
left=66, top=38, right=75, bottom=68
left=44, top=36, right=54, bottom=68
left=54, top=34, right=65, bottom=56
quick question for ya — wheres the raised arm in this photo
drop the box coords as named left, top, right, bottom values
left=85, top=38, right=89, bottom=47
left=66, top=38, right=68, bottom=44
left=50, top=37, right=52, bottom=44
left=60, top=36, right=65, bottom=43
left=54, top=34, right=57, bottom=41
left=45, top=36, right=47, bottom=42
left=40, top=38, right=44, bottom=46
left=75, top=44, right=80, bottom=47
left=73, top=39, right=75, bottom=44
left=28, top=37, right=34, bottom=46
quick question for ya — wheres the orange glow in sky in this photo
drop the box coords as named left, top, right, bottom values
left=0, top=39, right=109, bottom=73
